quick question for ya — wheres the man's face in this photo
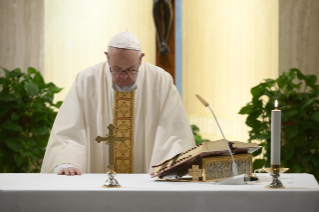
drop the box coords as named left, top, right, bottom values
left=106, top=48, right=144, bottom=87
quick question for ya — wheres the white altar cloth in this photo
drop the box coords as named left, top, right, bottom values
left=0, top=173, right=318, bottom=212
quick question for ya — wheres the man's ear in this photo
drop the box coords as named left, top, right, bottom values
left=139, top=53, right=145, bottom=66
left=105, top=52, right=110, bottom=64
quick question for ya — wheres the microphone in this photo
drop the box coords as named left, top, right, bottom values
left=195, top=94, right=238, bottom=176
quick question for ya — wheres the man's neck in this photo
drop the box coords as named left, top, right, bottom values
left=112, top=78, right=138, bottom=92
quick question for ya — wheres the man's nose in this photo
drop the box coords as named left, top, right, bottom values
left=119, top=73, right=128, bottom=79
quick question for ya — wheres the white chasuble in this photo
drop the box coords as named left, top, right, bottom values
left=41, top=61, right=194, bottom=174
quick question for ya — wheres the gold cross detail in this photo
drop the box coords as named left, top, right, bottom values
left=189, top=165, right=202, bottom=181
left=95, top=124, right=127, bottom=170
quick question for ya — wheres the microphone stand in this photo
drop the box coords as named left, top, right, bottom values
left=196, top=94, right=238, bottom=176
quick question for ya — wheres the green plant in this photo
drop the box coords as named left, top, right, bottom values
left=239, top=69, right=319, bottom=180
left=0, top=67, right=63, bottom=173
left=191, top=125, right=209, bottom=145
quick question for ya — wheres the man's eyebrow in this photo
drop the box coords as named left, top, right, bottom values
left=113, top=65, right=135, bottom=69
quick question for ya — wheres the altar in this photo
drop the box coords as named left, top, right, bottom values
left=1, top=173, right=318, bottom=212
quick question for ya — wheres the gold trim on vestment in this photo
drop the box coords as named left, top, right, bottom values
left=113, top=90, right=135, bottom=173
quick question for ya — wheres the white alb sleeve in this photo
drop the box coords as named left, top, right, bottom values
left=53, top=163, right=77, bottom=174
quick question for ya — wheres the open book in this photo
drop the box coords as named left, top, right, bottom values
left=152, top=139, right=261, bottom=179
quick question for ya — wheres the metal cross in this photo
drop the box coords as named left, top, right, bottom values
left=95, top=124, right=127, bottom=170
left=189, top=165, right=202, bottom=181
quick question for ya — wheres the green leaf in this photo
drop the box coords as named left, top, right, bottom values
left=293, top=82, right=302, bottom=89
left=55, top=101, right=63, bottom=108
left=191, top=125, right=199, bottom=135
left=11, top=113, right=19, bottom=121
left=0, top=94, right=19, bottom=101
left=283, top=110, right=298, bottom=119
left=245, top=110, right=261, bottom=128
left=1, top=67, right=10, bottom=77
left=251, top=84, right=266, bottom=97
left=31, top=126, right=50, bottom=136
left=194, top=134, right=202, bottom=145
left=33, top=72, right=45, bottom=89
left=301, top=154, right=312, bottom=163
left=312, top=156, right=319, bottom=167
left=301, top=161, right=312, bottom=173
left=9, top=69, right=24, bottom=78
left=293, top=69, right=305, bottom=80
left=310, top=112, right=319, bottom=122
left=288, top=69, right=296, bottom=79
left=27, top=67, right=37, bottom=74
left=49, top=86, right=63, bottom=93
left=253, top=159, right=266, bottom=169
left=252, top=146, right=263, bottom=157
left=34, top=135, right=50, bottom=148
left=14, top=155, right=24, bottom=166
left=32, top=111, right=49, bottom=122
left=292, top=163, right=304, bottom=172
left=285, top=125, right=299, bottom=139
left=43, top=94, right=53, bottom=102
left=264, top=79, right=276, bottom=89
left=306, top=75, right=317, bottom=86
left=253, top=133, right=270, bottom=141
left=238, top=104, right=254, bottom=114
left=2, top=120, right=23, bottom=131
left=300, top=98, right=316, bottom=111
left=276, top=77, right=286, bottom=89
left=5, top=137, right=23, bottom=152
left=0, top=105, right=10, bottom=117
left=282, top=144, right=294, bottom=160
left=24, top=81, right=39, bottom=96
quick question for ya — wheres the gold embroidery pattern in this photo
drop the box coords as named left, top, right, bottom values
left=113, top=91, right=135, bottom=173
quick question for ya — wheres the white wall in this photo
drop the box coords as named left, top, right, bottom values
left=182, top=0, right=279, bottom=141
left=44, top=0, right=156, bottom=102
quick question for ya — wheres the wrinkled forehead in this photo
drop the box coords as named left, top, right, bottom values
left=108, top=47, right=140, bottom=69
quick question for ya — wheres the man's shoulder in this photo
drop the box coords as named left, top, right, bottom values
left=143, top=62, right=172, bottom=81
left=77, top=61, right=107, bottom=79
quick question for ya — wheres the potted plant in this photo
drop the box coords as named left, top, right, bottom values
left=191, top=125, right=209, bottom=145
left=239, top=68, right=319, bottom=180
left=0, top=67, right=63, bottom=173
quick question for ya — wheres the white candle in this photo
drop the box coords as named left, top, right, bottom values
left=271, top=100, right=281, bottom=165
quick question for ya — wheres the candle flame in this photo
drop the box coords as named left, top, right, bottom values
left=275, top=100, right=278, bottom=108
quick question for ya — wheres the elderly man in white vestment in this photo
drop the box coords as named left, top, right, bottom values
left=41, top=32, right=194, bottom=175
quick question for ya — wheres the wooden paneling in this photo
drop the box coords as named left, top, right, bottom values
left=279, top=0, right=319, bottom=77
left=0, top=0, right=44, bottom=74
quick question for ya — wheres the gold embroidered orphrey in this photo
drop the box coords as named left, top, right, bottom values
left=95, top=124, right=127, bottom=171
left=113, top=90, right=135, bottom=173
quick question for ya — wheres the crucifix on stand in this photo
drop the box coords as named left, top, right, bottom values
left=96, top=124, right=127, bottom=188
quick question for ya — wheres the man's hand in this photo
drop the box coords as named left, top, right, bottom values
left=58, top=167, right=82, bottom=176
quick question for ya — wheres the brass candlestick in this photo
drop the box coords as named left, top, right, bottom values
left=263, top=165, right=289, bottom=189
left=96, top=124, right=127, bottom=188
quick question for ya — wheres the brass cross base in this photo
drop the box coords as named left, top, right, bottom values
left=96, top=124, right=127, bottom=189
left=101, top=170, right=122, bottom=188
left=102, top=185, right=122, bottom=188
